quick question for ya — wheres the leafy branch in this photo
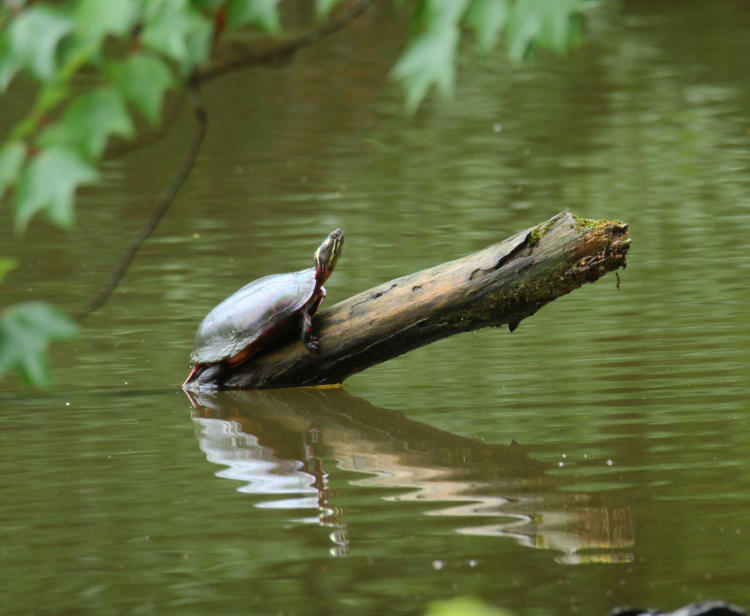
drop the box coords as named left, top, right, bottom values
left=393, top=0, right=585, bottom=111
left=0, top=0, right=587, bottom=387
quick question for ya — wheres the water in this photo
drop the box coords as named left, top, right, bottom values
left=1, top=2, right=750, bottom=614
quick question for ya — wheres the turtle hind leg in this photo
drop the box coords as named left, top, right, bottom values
left=198, top=364, right=224, bottom=388
left=183, top=363, right=224, bottom=390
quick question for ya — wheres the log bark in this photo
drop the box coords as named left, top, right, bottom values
left=206, top=211, right=630, bottom=390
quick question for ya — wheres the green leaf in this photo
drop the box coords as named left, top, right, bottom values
left=464, top=0, right=508, bottom=54
left=185, top=22, right=214, bottom=72
left=0, top=140, right=26, bottom=197
left=6, top=6, right=75, bottom=81
left=0, top=301, right=77, bottom=387
left=141, top=0, right=212, bottom=68
left=391, top=0, right=471, bottom=112
left=107, top=54, right=175, bottom=125
left=507, top=0, right=582, bottom=60
left=543, top=0, right=585, bottom=53
left=315, top=0, right=343, bottom=19
left=226, top=0, right=281, bottom=33
left=14, top=147, right=98, bottom=232
left=0, top=258, right=17, bottom=285
left=38, top=88, right=135, bottom=159
left=0, top=32, right=21, bottom=90
left=426, top=597, right=515, bottom=616
left=75, top=0, right=138, bottom=47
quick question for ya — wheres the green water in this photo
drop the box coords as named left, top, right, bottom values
left=2, top=2, right=750, bottom=614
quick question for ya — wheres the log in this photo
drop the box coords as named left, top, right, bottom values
left=203, top=211, right=630, bottom=390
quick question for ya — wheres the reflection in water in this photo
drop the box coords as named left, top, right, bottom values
left=193, top=398, right=348, bottom=556
left=197, top=417, right=319, bottom=507
left=188, top=388, right=633, bottom=564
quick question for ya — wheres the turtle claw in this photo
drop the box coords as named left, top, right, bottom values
left=305, top=335, right=320, bottom=354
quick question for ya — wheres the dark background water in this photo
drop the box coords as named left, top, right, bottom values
left=1, top=2, right=749, bottom=614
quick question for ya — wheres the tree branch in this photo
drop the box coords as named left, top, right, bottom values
left=197, top=211, right=630, bottom=390
left=196, top=0, right=372, bottom=83
left=74, top=77, right=207, bottom=321
left=101, top=1, right=371, bottom=163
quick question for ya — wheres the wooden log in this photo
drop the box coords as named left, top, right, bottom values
left=206, top=211, right=630, bottom=390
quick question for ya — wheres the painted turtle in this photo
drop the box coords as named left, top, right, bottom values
left=183, top=228, right=344, bottom=388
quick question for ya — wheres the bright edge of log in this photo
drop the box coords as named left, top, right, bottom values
left=198, top=211, right=631, bottom=390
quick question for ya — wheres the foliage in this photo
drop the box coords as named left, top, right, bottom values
left=425, top=597, right=516, bottom=616
left=0, top=0, right=587, bottom=386
left=393, top=0, right=586, bottom=111
left=0, top=0, right=293, bottom=236
left=0, top=302, right=78, bottom=386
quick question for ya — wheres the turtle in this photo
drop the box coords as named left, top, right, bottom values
left=183, top=228, right=344, bottom=388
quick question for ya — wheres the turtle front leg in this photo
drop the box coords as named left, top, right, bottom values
left=301, top=307, right=319, bottom=353
left=301, top=288, right=326, bottom=353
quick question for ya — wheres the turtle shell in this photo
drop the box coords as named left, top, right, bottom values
left=190, top=267, right=317, bottom=365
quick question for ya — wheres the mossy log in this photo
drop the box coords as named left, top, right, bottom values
left=202, top=211, right=630, bottom=390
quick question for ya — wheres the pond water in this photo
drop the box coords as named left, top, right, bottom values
left=2, top=2, right=750, bottom=615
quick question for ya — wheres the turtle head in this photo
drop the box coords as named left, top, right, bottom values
left=314, top=228, right=344, bottom=283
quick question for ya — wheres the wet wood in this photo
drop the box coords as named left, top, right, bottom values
left=205, top=211, right=630, bottom=390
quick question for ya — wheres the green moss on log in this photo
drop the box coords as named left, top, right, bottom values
left=573, top=215, right=624, bottom=230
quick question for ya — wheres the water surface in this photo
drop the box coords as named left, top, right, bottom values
left=1, top=2, right=749, bottom=614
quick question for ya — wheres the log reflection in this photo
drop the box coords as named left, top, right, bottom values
left=187, top=388, right=633, bottom=564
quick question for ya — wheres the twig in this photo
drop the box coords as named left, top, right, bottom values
left=196, top=0, right=372, bottom=83
left=74, top=77, right=207, bottom=321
